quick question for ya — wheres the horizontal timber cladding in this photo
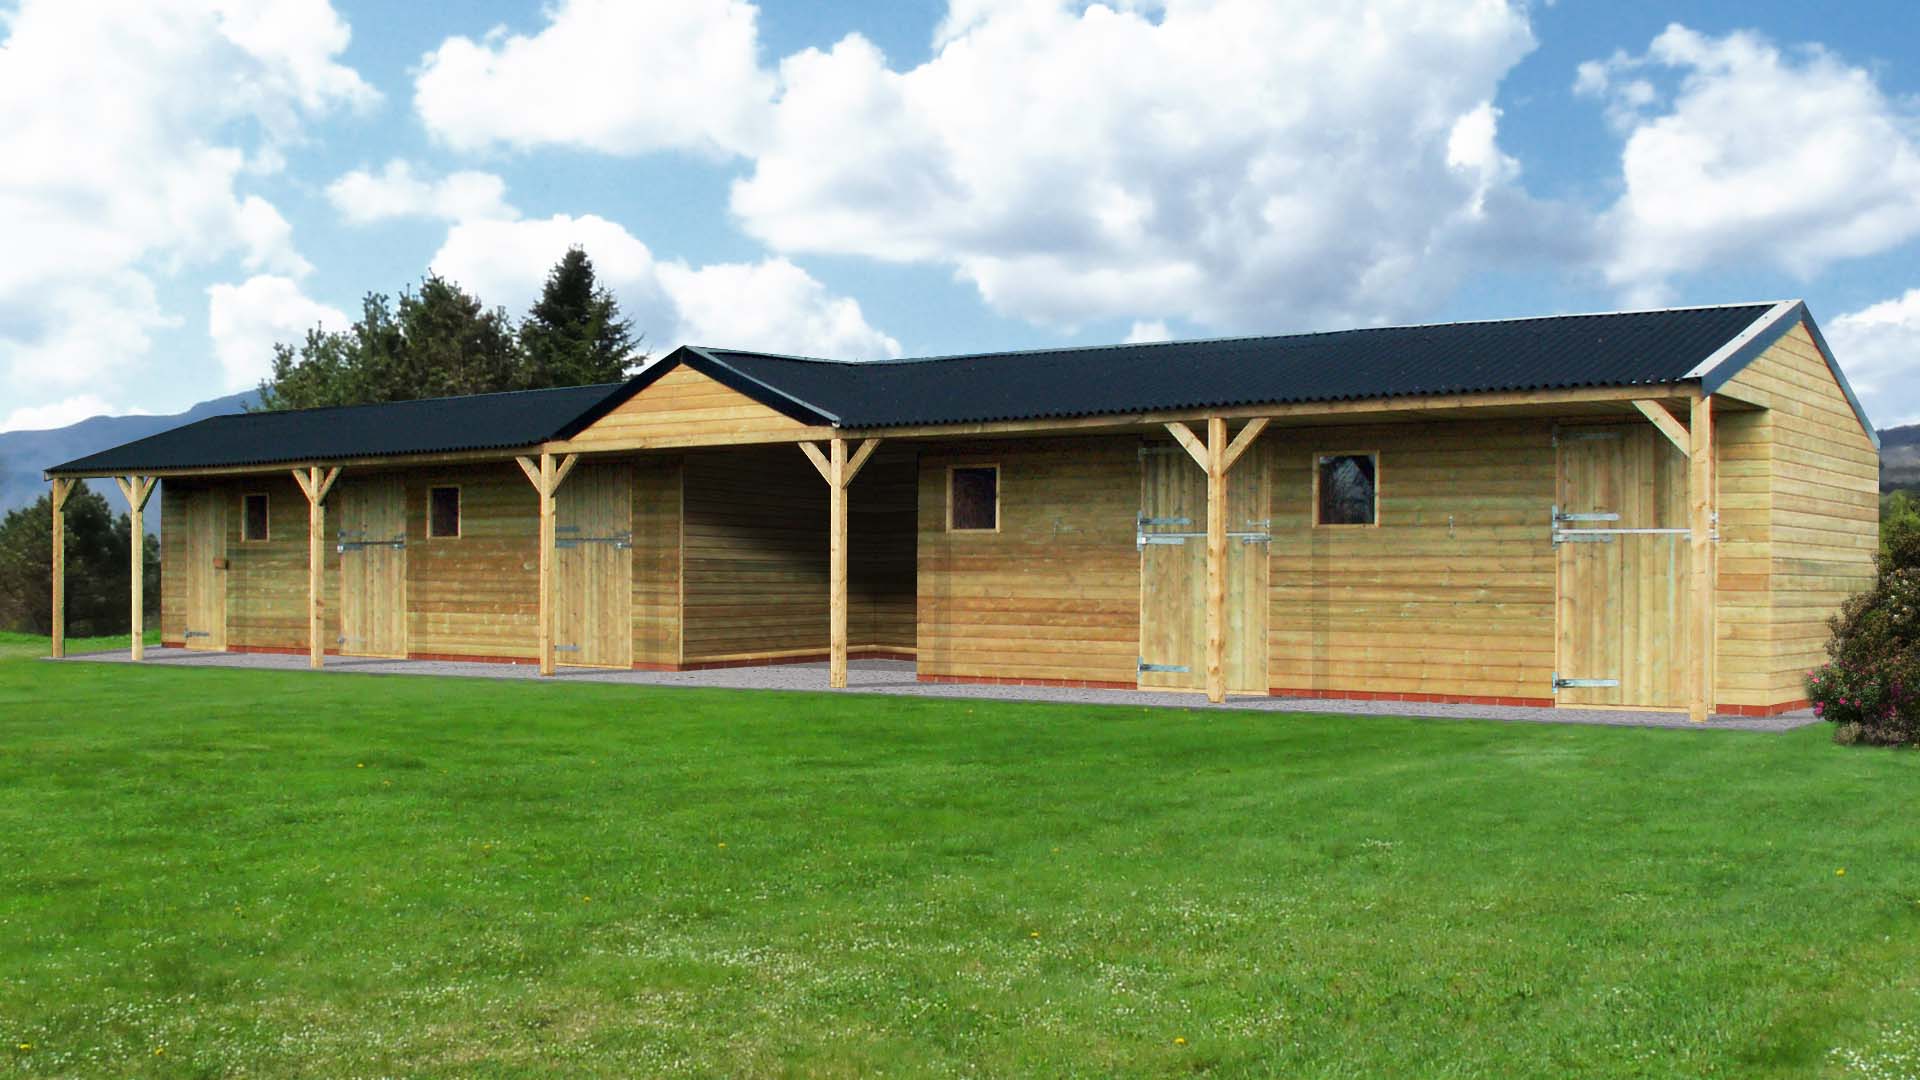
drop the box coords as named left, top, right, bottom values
left=1266, top=419, right=1560, bottom=701
left=1718, top=320, right=1879, bottom=706
left=917, top=436, right=1143, bottom=686
left=404, top=462, right=540, bottom=661
left=681, top=445, right=917, bottom=663
left=225, top=472, right=313, bottom=651
left=631, top=456, right=684, bottom=667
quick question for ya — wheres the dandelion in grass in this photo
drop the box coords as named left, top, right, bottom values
left=1175, top=1037, right=1187, bottom=1046
left=1837, top=868, right=1847, bottom=877
left=15, top=1042, right=29, bottom=1051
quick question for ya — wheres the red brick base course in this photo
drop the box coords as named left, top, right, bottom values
left=1716, top=700, right=1811, bottom=717
left=1271, top=687, right=1557, bottom=708
left=918, top=673, right=1138, bottom=690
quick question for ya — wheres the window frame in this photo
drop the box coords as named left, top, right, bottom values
left=1312, top=451, right=1381, bottom=528
left=240, top=491, right=270, bottom=543
left=427, top=484, right=462, bottom=540
left=945, top=463, right=1001, bottom=534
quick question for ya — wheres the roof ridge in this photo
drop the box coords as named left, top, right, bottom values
left=699, top=301, right=1790, bottom=369
left=215, top=380, right=629, bottom=422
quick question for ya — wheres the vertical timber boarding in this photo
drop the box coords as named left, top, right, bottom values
left=552, top=462, right=634, bottom=668
left=336, top=474, right=408, bottom=658
left=1552, top=424, right=1691, bottom=709
left=1137, top=437, right=1270, bottom=694
left=183, top=487, right=228, bottom=651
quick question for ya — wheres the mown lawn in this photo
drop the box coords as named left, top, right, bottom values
left=1, top=645, right=1917, bottom=1078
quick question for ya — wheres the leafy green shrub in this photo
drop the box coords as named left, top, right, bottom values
left=1809, top=553, right=1920, bottom=744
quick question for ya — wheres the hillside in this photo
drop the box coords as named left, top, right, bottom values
left=1883, top=423, right=1920, bottom=493
left=0, top=391, right=256, bottom=528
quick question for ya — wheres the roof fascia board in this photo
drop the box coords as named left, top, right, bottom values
left=1800, top=311, right=1882, bottom=450
left=681, top=348, right=841, bottom=426
left=1686, top=299, right=1880, bottom=449
left=46, top=444, right=546, bottom=481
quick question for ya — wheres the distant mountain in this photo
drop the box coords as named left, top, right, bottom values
left=0, top=391, right=258, bottom=529
left=1885, top=423, right=1920, bottom=494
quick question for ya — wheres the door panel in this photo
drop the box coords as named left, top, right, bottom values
left=337, top=475, right=407, bottom=658
left=182, top=489, right=227, bottom=651
left=1138, top=441, right=1269, bottom=692
left=1555, top=426, right=1690, bottom=708
left=553, top=463, right=634, bottom=668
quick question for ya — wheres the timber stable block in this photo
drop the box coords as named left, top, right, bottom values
left=55, top=301, right=1876, bottom=714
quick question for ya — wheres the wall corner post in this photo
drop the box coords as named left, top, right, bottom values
left=1688, top=393, right=1717, bottom=723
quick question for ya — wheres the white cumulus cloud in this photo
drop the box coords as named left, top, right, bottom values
left=207, top=275, right=350, bottom=392
left=731, top=0, right=1549, bottom=332
left=326, top=161, right=519, bottom=225
left=1825, top=290, right=1920, bottom=430
left=428, top=215, right=900, bottom=361
left=0, top=0, right=374, bottom=399
left=414, top=0, right=771, bottom=157
left=1579, top=25, right=1920, bottom=302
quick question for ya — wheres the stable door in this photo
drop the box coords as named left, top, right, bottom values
left=1137, top=441, right=1269, bottom=692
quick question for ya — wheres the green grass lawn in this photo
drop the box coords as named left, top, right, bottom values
left=1, top=646, right=1917, bottom=1077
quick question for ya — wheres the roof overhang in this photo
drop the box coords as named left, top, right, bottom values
left=1687, top=299, right=1880, bottom=450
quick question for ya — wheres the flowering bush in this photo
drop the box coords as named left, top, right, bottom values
left=1809, top=558, right=1920, bottom=746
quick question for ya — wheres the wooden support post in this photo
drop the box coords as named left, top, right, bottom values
left=538, top=452, right=556, bottom=677
left=518, top=451, right=578, bottom=677
left=800, top=437, right=881, bottom=689
left=1688, top=394, right=1716, bottom=723
left=1204, top=417, right=1228, bottom=704
left=1166, top=418, right=1265, bottom=704
left=49, top=478, right=74, bottom=659
left=829, top=438, right=848, bottom=688
left=292, top=466, right=341, bottom=670
left=113, top=475, right=157, bottom=660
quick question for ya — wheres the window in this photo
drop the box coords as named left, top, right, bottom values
left=242, top=493, right=269, bottom=541
left=948, top=465, right=999, bottom=532
left=428, top=485, right=461, bottom=538
left=1315, top=453, right=1377, bottom=526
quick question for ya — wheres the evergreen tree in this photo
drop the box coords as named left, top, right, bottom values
left=519, top=248, right=642, bottom=387
left=256, top=253, right=644, bottom=411
left=0, top=486, right=157, bottom=636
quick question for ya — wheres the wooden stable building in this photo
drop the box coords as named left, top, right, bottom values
left=48, top=301, right=1879, bottom=720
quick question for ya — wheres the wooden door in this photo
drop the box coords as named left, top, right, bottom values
left=337, top=475, right=407, bottom=658
left=554, top=463, right=634, bottom=668
left=1138, top=442, right=1269, bottom=692
left=1555, top=426, right=1690, bottom=708
left=182, top=489, right=227, bottom=651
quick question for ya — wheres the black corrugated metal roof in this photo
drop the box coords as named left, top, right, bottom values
left=55, top=302, right=1834, bottom=475
left=686, top=303, right=1779, bottom=428
left=49, top=382, right=626, bottom=474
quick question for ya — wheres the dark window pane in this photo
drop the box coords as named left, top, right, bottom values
left=243, top=493, right=269, bottom=541
left=950, top=467, right=998, bottom=531
left=429, top=486, right=461, bottom=538
left=1317, top=455, right=1376, bottom=525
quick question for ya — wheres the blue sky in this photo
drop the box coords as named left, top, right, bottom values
left=5, top=0, right=1920, bottom=433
